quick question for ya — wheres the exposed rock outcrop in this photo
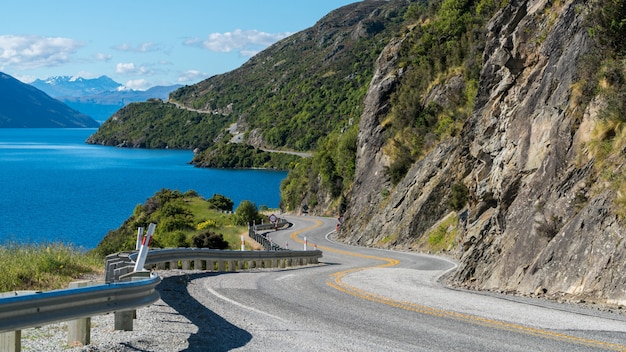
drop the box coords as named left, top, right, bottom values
left=341, top=0, right=626, bottom=306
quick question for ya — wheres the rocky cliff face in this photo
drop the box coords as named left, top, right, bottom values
left=341, top=0, right=626, bottom=306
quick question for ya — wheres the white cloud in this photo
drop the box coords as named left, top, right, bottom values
left=185, top=29, right=290, bottom=56
left=0, top=35, right=83, bottom=69
left=73, top=71, right=100, bottom=79
left=177, top=70, right=206, bottom=83
left=116, top=62, right=150, bottom=75
left=95, top=52, right=112, bottom=62
left=116, top=62, right=136, bottom=74
left=124, top=79, right=150, bottom=90
left=114, top=42, right=158, bottom=52
left=240, top=49, right=260, bottom=57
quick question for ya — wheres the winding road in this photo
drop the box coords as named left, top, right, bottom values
left=172, top=215, right=626, bottom=351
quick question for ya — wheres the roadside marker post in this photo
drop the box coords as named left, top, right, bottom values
left=304, top=236, right=307, bottom=251
left=133, top=223, right=156, bottom=272
left=135, top=227, right=144, bottom=250
left=241, top=235, right=245, bottom=251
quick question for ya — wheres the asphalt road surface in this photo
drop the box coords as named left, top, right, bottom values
left=177, top=215, right=626, bottom=351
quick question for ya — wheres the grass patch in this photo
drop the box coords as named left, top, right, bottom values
left=377, top=233, right=399, bottom=246
left=187, top=197, right=249, bottom=249
left=420, top=213, right=459, bottom=253
left=0, top=242, right=102, bottom=292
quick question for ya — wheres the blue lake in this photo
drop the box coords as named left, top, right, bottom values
left=0, top=128, right=287, bottom=249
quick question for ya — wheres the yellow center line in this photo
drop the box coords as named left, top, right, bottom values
left=289, top=219, right=626, bottom=351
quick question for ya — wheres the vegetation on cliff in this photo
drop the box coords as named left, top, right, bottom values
left=580, top=0, right=626, bottom=216
left=380, top=0, right=503, bottom=186
left=282, top=0, right=503, bottom=212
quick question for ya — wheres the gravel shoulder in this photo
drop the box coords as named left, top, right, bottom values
left=21, top=270, right=203, bottom=352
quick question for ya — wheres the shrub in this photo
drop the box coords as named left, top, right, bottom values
left=449, top=182, right=469, bottom=211
left=537, top=215, right=562, bottom=239
left=234, top=200, right=263, bottom=226
left=153, top=230, right=189, bottom=248
left=197, top=219, right=218, bottom=230
left=387, top=154, right=414, bottom=185
left=192, top=231, right=229, bottom=249
left=207, top=194, right=234, bottom=212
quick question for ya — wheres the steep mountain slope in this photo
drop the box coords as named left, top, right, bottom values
left=340, top=0, right=626, bottom=307
left=0, top=72, right=100, bottom=128
left=86, top=0, right=407, bottom=153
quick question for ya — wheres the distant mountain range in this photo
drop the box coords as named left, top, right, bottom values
left=31, top=76, right=182, bottom=123
left=0, top=72, right=99, bottom=128
left=30, top=75, right=123, bottom=97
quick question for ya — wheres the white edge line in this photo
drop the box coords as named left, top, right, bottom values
left=206, top=287, right=288, bottom=323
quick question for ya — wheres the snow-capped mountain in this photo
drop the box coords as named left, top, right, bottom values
left=30, top=75, right=181, bottom=123
left=0, top=72, right=99, bottom=128
left=31, top=75, right=124, bottom=97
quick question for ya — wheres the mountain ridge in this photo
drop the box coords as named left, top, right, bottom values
left=0, top=72, right=100, bottom=128
left=31, top=75, right=182, bottom=122
left=31, top=75, right=123, bottom=97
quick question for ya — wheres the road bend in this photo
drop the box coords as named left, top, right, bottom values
left=179, top=215, right=626, bottom=351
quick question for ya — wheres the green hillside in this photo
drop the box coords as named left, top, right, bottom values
left=86, top=1, right=405, bottom=153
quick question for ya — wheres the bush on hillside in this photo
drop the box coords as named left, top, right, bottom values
left=192, top=231, right=229, bottom=249
left=207, top=194, right=234, bottom=212
left=234, top=200, right=264, bottom=226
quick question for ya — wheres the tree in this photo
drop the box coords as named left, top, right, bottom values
left=207, top=194, right=234, bottom=212
left=192, top=231, right=229, bottom=249
left=234, top=200, right=263, bottom=226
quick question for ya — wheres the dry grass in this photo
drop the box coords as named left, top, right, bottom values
left=0, top=242, right=103, bottom=292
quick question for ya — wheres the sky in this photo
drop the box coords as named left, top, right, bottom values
left=0, top=1, right=359, bottom=90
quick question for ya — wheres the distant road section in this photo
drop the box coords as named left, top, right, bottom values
left=170, top=100, right=313, bottom=157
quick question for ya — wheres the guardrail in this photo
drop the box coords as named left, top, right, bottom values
left=105, top=217, right=321, bottom=283
left=250, top=219, right=291, bottom=250
left=105, top=247, right=323, bottom=282
left=0, top=272, right=160, bottom=351
left=0, top=273, right=160, bottom=333
left=1, top=218, right=322, bottom=351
